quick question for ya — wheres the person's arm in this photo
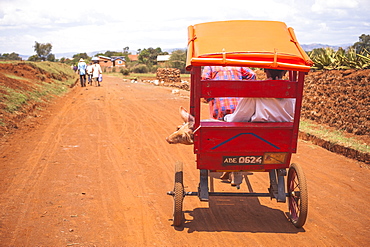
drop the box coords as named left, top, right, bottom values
left=241, top=67, right=256, bottom=80
left=201, top=66, right=212, bottom=80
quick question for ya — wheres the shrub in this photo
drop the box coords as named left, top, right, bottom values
left=120, top=68, right=130, bottom=75
left=131, top=64, right=149, bottom=73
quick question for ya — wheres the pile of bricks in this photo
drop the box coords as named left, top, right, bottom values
left=156, top=68, right=181, bottom=83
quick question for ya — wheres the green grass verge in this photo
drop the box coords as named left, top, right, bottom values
left=0, top=86, right=28, bottom=112
left=300, top=120, right=369, bottom=153
left=0, top=61, right=77, bottom=114
left=4, top=74, right=31, bottom=81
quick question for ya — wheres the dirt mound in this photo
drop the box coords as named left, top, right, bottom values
left=0, top=62, right=77, bottom=137
left=303, top=69, right=369, bottom=135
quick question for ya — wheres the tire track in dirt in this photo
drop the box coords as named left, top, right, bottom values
left=100, top=80, right=195, bottom=245
left=0, top=88, right=94, bottom=245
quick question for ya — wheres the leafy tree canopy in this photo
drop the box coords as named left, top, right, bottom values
left=123, top=46, right=130, bottom=55
left=27, top=54, right=39, bottom=61
left=33, top=41, right=53, bottom=61
left=73, top=52, right=90, bottom=60
left=138, top=47, right=168, bottom=66
left=70, top=53, right=91, bottom=64
left=352, top=34, right=370, bottom=53
left=0, top=52, right=22, bottom=60
left=169, top=49, right=187, bottom=73
left=94, top=51, right=124, bottom=58
left=47, top=53, right=55, bottom=62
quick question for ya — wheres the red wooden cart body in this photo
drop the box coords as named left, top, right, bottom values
left=189, top=66, right=306, bottom=172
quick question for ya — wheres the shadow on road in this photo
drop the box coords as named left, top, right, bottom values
left=181, top=197, right=305, bottom=233
left=174, top=172, right=306, bottom=233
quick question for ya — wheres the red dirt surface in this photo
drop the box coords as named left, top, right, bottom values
left=0, top=74, right=369, bottom=246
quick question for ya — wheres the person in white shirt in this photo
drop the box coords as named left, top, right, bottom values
left=92, top=60, right=102, bottom=87
left=86, top=62, right=93, bottom=85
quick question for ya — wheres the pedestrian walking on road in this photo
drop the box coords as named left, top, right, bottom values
left=77, top=58, right=87, bottom=87
left=86, top=62, right=93, bottom=85
left=92, top=60, right=102, bottom=87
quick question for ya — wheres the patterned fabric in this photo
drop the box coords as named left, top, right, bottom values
left=201, top=66, right=256, bottom=81
left=210, top=97, right=241, bottom=119
left=201, top=66, right=256, bottom=120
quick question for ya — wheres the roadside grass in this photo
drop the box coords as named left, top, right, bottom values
left=0, top=61, right=77, bottom=115
left=32, top=61, right=74, bottom=77
left=0, top=85, right=28, bottom=112
left=1, top=80, right=72, bottom=113
left=4, top=74, right=31, bottom=81
left=300, top=120, right=369, bottom=153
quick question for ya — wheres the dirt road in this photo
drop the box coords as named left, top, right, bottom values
left=0, top=75, right=369, bottom=246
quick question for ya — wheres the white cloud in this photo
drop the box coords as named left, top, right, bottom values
left=312, top=0, right=359, bottom=13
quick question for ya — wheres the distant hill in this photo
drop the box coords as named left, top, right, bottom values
left=301, top=43, right=352, bottom=51
left=19, top=54, right=30, bottom=60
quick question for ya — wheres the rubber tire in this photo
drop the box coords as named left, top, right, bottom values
left=287, top=163, right=308, bottom=228
left=173, top=161, right=184, bottom=226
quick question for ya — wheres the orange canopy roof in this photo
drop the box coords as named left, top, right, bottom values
left=186, top=20, right=313, bottom=72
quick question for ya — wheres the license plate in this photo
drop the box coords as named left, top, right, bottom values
left=222, top=156, right=263, bottom=166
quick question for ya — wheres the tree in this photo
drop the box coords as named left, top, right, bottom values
left=73, top=52, right=89, bottom=59
left=33, top=41, right=53, bottom=61
left=122, top=46, right=131, bottom=61
left=47, top=53, right=55, bottom=62
left=353, top=34, right=370, bottom=53
left=169, top=49, right=187, bottom=73
left=71, top=53, right=90, bottom=64
left=27, top=55, right=39, bottom=61
left=0, top=52, right=22, bottom=60
left=138, top=47, right=168, bottom=67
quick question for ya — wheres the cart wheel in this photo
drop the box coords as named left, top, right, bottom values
left=173, top=161, right=184, bottom=226
left=287, top=163, right=308, bottom=228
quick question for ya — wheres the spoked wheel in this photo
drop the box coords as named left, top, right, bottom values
left=173, top=161, right=184, bottom=226
left=287, top=163, right=308, bottom=228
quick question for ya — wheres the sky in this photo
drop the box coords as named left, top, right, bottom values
left=0, top=0, right=369, bottom=57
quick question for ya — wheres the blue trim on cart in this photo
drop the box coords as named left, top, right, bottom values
left=211, top=133, right=280, bottom=150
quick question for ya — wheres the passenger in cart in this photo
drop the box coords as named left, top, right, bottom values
left=224, top=69, right=295, bottom=123
left=201, top=66, right=256, bottom=120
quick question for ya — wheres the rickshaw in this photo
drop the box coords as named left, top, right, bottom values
left=167, top=20, right=313, bottom=228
